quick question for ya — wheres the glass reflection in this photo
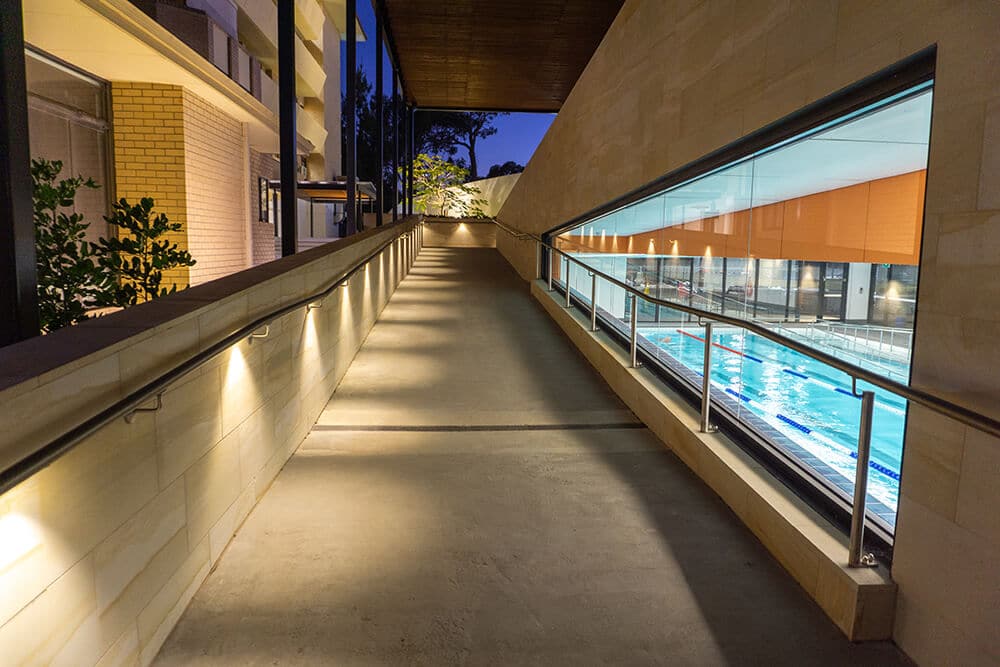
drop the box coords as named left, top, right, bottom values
left=556, top=83, right=933, bottom=529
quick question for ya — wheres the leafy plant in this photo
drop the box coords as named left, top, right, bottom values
left=30, top=159, right=107, bottom=332
left=96, top=197, right=195, bottom=305
left=407, top=153, right=489, bottom=218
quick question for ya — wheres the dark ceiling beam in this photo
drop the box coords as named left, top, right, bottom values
left=380, top=0, right=623, bottom=111
left=371, top=0, right=412, bottom=104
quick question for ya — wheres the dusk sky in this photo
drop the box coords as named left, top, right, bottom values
left=344, top=2, right=555, bottom=176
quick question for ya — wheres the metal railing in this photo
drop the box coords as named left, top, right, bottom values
left=0, top=220, right=423, bottom=497
left=817, top=321, right=913, bottom=360
left=769, top=323, right=909, bottom=383
left=494, top=219, right=1000, bottom=567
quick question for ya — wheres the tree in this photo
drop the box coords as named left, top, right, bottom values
left=30, top=159, right=107, bottom=332
left=96, top=198, right=196, bottom=305
left=343, top=69, right=399, bottom=215
left=408, top=153, right=487, bottom=218
left=414, top=110, right=462, bottom=161
left=344, top=70, right=508, bottom=200
left=486, top=161, right=525, bottom=178
left=416, top=112, right=507, bottom=180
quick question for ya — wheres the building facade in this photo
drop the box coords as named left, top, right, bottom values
left=23, top=0, right=354, bottom=286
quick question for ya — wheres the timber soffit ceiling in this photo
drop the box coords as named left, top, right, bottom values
left=380, top=0, right=625, bottom=112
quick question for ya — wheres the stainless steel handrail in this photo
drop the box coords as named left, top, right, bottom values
left=0, top=220, right=423, bottom=497
left=494, top=219, right=1000, bottom=567
left=493, top=220, right=1000, bottom=440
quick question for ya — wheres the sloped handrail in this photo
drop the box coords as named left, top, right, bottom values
left=0, top=220, right=423, bottom=496
left=493, top=219, right=1000, bottom=440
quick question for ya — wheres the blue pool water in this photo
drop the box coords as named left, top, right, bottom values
left=639, top=326, right=906, bottom=519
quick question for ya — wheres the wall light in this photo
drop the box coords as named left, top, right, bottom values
left=307, top=301, right=323, bottom=310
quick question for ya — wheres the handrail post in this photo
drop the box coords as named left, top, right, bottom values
left=590, top=272, right=598, bottom=331
left=564, top=259, right=572, bottom=308
left=630, top=295, right=640, bottom=368
left=848, top=390, right=878, bottom=567
left=548, top=249, right=555, bottom=291
left=535, top=241, right=541, bottom=280
left=701, top=322, right=717, bottom=433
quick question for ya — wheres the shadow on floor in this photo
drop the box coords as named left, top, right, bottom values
left=154, top=248, right=912, bottom=666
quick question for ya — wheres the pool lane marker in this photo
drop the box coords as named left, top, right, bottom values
left=776, top=413, right=813, bottom=434
left=654, top=329, right=906, bottom=417
left=718, top=380, right=902, bottom=482
left=848, top=452, right=901, bottom=481
left=725, top=388, right=752, bottom=403
left=675, top=329, right=764, bottom=363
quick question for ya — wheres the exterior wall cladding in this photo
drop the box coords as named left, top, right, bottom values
left=112, top=83, right=270, bottom=287
left=249, top=149, right=280, bottom=266
left=111, top=82, right=192, bottom=288
left=498, top=1, right=1000, bottom=664
left=181, top=90, right=249, bottom=284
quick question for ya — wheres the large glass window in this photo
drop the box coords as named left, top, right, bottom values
left=554, top=83, right=933, bottom=532
left=26, top=49, right=112, bottom=243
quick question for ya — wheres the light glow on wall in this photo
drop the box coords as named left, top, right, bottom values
left=0, top=511, right=40, bottom=571
left=226, top=344, right=248, bottom=387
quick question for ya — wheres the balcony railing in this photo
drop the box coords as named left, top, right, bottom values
left=131, top=0, right=263, bottom=102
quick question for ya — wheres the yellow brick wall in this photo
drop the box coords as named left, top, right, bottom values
left=111, top=84, right=254, bottom=289
left=110, top=82, right=191, bottom=288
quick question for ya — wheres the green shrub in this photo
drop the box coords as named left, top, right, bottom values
left=30, top=159, right=107, bottom=332
left=96, top=197, right=196, bottom=305
left=31, top=158, right=198, bottom=331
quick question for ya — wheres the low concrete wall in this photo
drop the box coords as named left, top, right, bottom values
left=440, top=173, right=520, bottom=218
left=423, top=219, right=497, bottom=248
left=0, top=219, right=422, bottom=665
left=531, top=280, right=896, bottom=641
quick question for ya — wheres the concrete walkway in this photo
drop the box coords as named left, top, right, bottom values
left=155, top=248, right=910, bottom=666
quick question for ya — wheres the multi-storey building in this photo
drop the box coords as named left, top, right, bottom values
left=22, top=0, right=357, bottom=284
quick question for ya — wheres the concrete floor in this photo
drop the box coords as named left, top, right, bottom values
left=155, top=247, right=911, bottom=666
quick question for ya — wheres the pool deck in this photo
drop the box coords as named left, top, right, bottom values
left=154, top=247, right=911, bottom=665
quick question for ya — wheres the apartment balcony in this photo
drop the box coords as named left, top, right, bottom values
left=131, top=0, right=264, bottom=104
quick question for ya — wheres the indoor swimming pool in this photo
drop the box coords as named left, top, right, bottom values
left=639, top=326, right=907, bottom=518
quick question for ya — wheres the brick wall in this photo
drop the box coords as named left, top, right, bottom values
left=181, top=90, right=249, bottom=284
left=111, top=84, right=254, bottom=288
left=111, top=82, right=191, bottom=287
left=248, top=149, right=279, bottom=265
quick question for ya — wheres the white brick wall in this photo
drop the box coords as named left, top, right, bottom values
left=182, top=90, right=250, bottom=285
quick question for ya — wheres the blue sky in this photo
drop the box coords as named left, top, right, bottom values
left=344, top=3, right=554, bottom=174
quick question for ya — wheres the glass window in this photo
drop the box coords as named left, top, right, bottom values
left=871, top=264, right=918, bottom=328
left=755, top=259, right=789, bottom=320
left=554, top=82, right=934, bottom=532
left=26, top=50, right=111, bottom=243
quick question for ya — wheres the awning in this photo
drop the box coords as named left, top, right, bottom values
left=266, top=180, right=378, bottom=202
